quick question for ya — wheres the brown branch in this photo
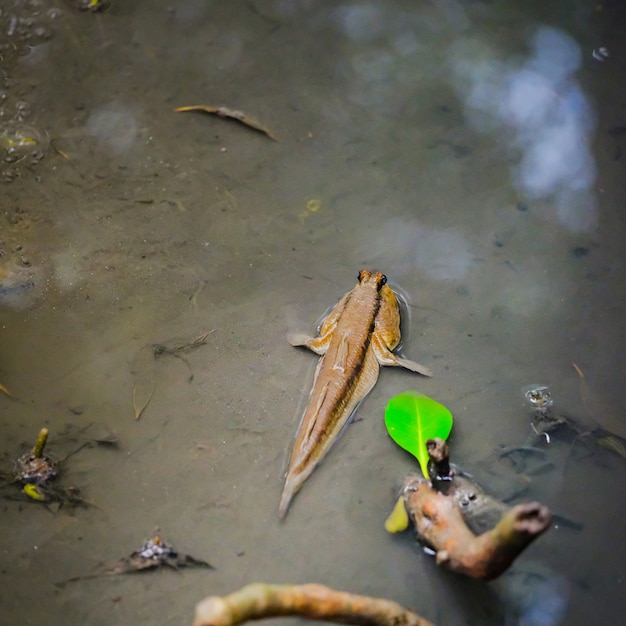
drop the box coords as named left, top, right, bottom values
left=402, top=474, right=551, bottom=580
left=193, top=583, right=435, bottom=626
left=426, top=438, right=452, bottom=494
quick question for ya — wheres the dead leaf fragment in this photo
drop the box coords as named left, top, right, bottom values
left=132, top=380, right=155, bottom=420
left=597, top=436, right=626, bottom=459
left=175, top=105, right=278, bottom=141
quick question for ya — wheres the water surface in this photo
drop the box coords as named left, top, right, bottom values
left=1, top=1, right=624, bottom=625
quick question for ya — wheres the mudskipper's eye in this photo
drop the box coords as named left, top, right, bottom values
left=380, top=274, right=387, bottom=286
left=358, top=270, right=364, bottom=282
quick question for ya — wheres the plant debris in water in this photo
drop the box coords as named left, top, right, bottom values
left=522, top=376, right=626, bottom=461
left=175, top=105, right=278, bottom=141
left=1, top=427, right=102, bottom=510
left=58, top=530, right=213, bottom=585
left=132, top=329, right=215, bottom=419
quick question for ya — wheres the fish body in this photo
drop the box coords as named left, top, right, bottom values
left=279, top=270, right=431, bottom=518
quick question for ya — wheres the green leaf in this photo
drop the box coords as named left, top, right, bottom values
left=384, top=391, right=453, bottom=478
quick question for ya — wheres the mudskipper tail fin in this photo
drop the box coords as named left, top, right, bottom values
left=278, top=480, right=296, bottom=520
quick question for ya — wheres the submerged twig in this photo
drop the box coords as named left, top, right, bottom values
left=133, top=380, right=155, bottom=420
left=175, top=105, right=278, bottom=141
left=193, top=583, right=435, bottom=626
left=153, top=330, right=215, bottom=358
left=50, top=139, right=71, bottom=160
left=152, top=329, right=215, bottom=384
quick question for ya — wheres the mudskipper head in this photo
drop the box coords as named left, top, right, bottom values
left=358, top=269, right=387, bottom=290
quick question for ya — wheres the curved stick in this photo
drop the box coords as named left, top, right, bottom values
left=193, top=583, right=435, bottom=626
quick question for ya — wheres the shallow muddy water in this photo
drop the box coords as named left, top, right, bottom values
left=1, top=1, right=625, bottom=625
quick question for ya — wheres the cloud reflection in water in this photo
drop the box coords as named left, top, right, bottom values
left=450, top=27, right=597, bottom=233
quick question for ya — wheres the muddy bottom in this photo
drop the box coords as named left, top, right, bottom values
left=1, top=1, right=625, bottom=625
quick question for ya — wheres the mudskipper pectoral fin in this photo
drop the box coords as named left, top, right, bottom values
left=372, top=336, right=432, bottom=377
left=287, top=332, right=331, bottom=356
left=394, top=356, right=433, bottom=377
left=287, top=332, right=314, bottom=346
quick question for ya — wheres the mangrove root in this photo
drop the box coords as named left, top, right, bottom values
left=193, top=583, right=435, bottom=626
left=403, top=475, right=550, bottom=579
left=403, top=449, right=551, bottom=581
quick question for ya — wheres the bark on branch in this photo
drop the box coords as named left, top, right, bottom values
left=193, top=583, right=435, bottom=626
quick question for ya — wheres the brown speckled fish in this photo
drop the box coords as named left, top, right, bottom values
left=279, top=270, right=432, bottom=519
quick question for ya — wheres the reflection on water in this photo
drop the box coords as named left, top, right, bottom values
left=86, top=102, right=140, bottom=156
left=518, top=574, right=569, bottom=626
left=1, top=1, right=625, bottom=626
left=449, top=26, right=597, bottom=233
